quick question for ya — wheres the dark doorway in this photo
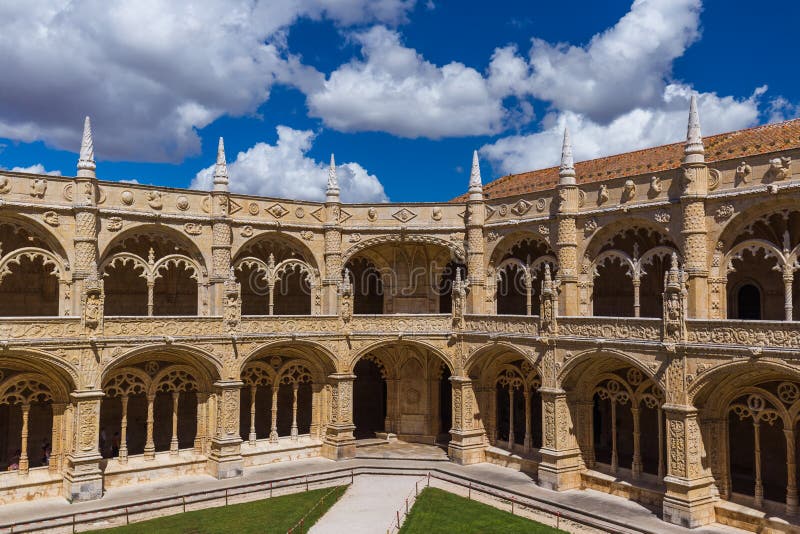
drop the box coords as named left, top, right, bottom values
left=736, top=284, right=761, bottom=320
left=438, top=366, right=452, bottom=444
left=353, top=358, right=386, bottom=439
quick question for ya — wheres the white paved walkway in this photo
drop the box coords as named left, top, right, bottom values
left=309, top=474, right=420, bottom=534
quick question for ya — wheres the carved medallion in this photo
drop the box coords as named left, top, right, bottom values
left=267, top=203, right=289, bottom=218
left=176, top=195, right=190, bottom=211
left=392, top=208, right=417, bottom=222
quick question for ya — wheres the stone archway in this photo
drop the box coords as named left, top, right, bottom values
left=352, top=342, right=452, bottom=444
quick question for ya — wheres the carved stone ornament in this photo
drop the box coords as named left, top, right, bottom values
left=240, top=225, right=254, bottom=238
left=714, top=204, right=734, bottom=223
left=538, top=224, right=550, bottom=236
left=176, top=195, right=189, bottom=211
left=451, top=268, right=469, bottom=329
left=654, top=209, right=671, bottom=223
left=392, top=208, right=417, bottom=222
left=367, top=207, right=377, bottom=221
left=339, top=269, right=353, bottom=324
left=584, top=217, right=598, bottom=236
left=43, top=211, right=59, bottom=227
left=577, top=189, right=586, bottom=208
left=146, top=190, right=163, bottom=210
left=431, top=207, right=442, bottom=221
left=300, top=230, right=314, bottom=241
left=621, top=179, right=636, bottom=203
left=498, top=204, right=508, bottom=216
left=295, top=207, right=305, bottom=218
left=82, top=270, right=104, bottom=331
left=121, top=190, right=135, bottom=206
left=510, top=199, right=532, bottom=216
left=267, top=203, right=289, bottom=218
left=535, top=198, right=546, bottom=212
left=247, top=202, right=259, bottom=215
left=184, top=223, right=203, bottom=236
left=486, top=230, right=500, bottom=242
left=766, top=156, right=791, bottom=181
left=0, top=176, right=11, bottom=194
left=30, top=179, right=47, bottom=198
left=649, top=176, right=662, bottom=197
left=540, top=264, right=558, bottom=335
left=708, top=168, right=720, bottom=191
left=662, top=253, right=687, bottom=343
left=349, top=233, right=362, bottom=243
left=597, top=184, right=609, bottom=205
left=223, top=268, right=241, bottom=329
left=735, top=161, right=752, bottom=184
left=107, top=216, right=123, bottom=232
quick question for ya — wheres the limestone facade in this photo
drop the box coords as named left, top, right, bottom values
left=1, top=109, right=800, bottom=529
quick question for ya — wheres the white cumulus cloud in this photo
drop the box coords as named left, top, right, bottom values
left=482, top=84, right=764, bottom=175
left=191, top=126, right=388, bottom=203
left=3, top=163, right=62, bottom=176
left=488, top=0, right=702, bottom=123
left=306, top=26, right=508, bottom=138
left=0, top=0, right=415, bottom=163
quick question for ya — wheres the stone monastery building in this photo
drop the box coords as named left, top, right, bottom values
left=1, top=97, right=799, bottom=530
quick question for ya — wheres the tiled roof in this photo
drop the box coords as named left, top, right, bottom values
left=462, top=118, right=800, bottom=201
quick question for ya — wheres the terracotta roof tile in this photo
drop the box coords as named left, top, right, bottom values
left=457, top=118, right=800, bottom=201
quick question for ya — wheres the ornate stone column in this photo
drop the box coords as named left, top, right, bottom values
left=448, top=376, right=486, bottom=465
left=210, top=138, right=232, bottom=317
left=323, top=155, right=344, bottom=315
left=321, top=373, right=356, bottom=460
left=63, top=389, right=104, bottom=502
left=119, top=395, right=129, bottom=463
left=680, top=96, right=709, bottom=319
left=661, top=349, right=716, bottom=527
left=206, top=380, right=244, bottom=479
left=465, top=151, right=487, bottom=314
left=537, top=340, right=582, bottom=490
left=169, top=391, right=180, bottom=455
left=555, top=129, right=579, bottom=316
left=144, top=394, right=156, bottom=459
left=269, top=386, right=279, bottom=442
left=538, top=387, right=582, bottom=490
left=73, top=117, right=100, bottom=317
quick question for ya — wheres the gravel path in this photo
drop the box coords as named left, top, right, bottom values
left=309, top=474, right=420, bottom=534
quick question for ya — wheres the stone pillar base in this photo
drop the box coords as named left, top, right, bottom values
left=63, top=456, right=103, bottom=502
left=206, top=440, right=243, bottom=479
left=448, top=429, right=486, bottom=465
left=537, top=449, right=582, bottom=491
left=662, top=476, right=716, bottom=528
left=321, top=424, right=356, bottom=460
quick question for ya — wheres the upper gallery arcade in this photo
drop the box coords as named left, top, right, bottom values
left=0, top=98, right=799, bottom=531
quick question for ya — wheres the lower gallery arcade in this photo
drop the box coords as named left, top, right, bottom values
left=2, top=339, right=799, bottom=531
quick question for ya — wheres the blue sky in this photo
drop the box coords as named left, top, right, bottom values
left=0, top=0, right=797, bottom=202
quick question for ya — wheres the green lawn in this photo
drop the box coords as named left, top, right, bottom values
left=95, top=485, right=347, bottom=534
left=400, top=487, right=567, bottom=534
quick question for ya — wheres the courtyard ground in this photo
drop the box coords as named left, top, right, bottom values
left=400, top=487, right=566, bottom=534
left=93, top=485, right=346, bottom=534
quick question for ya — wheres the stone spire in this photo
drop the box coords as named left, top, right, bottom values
left=468, top=150, right=482, bottom=195
left=77, top=116, right=96, bottom=178
left=684, top=94, right=705, bottom=164
left=326, top=153, right=340, bottom=201
left=558, top=126, right=575, bottom=185
left=213, top=137, right=229, bottom=192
